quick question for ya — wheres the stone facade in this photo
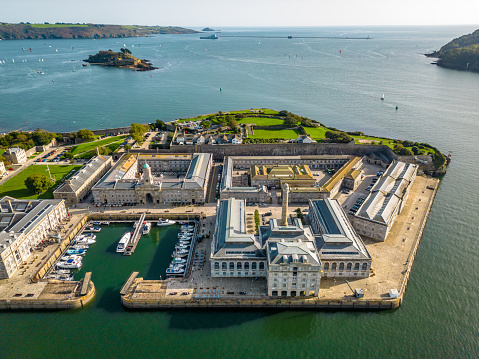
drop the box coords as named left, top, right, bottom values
left=0, top=197, right=68, bottom=279
left=3, top=147, right=27, bottom=164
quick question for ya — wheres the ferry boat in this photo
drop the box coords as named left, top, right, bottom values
left=57, top=259, right=82, bottom=269
left=66, top=248, right=86, bottom=256
left=157, top=218, right=176, bottom=227
left=200, top=34, right=218, bottom=40
left=116, top=232, right=131, bottom=253
left=84, top=226, right=101, bottom=232
left=142, top=222, right=152, bottom=235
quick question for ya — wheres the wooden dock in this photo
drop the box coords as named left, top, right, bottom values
left=123, top=213, right=145, bottom=256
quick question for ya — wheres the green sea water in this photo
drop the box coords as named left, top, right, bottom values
left=0, top=26, right=478, bottom=358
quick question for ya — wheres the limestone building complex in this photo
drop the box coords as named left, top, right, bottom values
left=0, top=197, right=67, bottom=278
left=92, top=153, right=212, bottom=205
left=309, top=199, right=371, bottom=278
left=54, top=155, right=112, bottom=204
left=352, top=160, right=418, bottom=241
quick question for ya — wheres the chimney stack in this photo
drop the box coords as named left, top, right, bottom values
left=281, top=183, right=290, bottom=226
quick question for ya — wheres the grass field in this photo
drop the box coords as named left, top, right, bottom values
left=250, top=129, right=301, bottom=140
left=239, top=117, right=284, bottom=126
left=30, top=24, right=88, bottom=28
left=0, top=164, right=81, bottom=200
left=305, top=127, right=329, bottom=139
left=70, top=136, right=126, bottom=156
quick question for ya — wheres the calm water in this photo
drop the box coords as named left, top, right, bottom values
left=0, top=26, right=479, bottom=358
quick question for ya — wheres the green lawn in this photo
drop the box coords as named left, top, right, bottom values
left=305, top=126, right=329, bottom=139
left=0, top=164, right=81, bottom=200
left=238, top=117, right=284, bottom=126
left=250, top=129, right=301, bottom=140
left=30, top=24, right=88, bottom=28
left=70, top=135, right=126, bottom=156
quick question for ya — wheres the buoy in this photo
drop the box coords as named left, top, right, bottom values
left=150, top=75, right=152, bottom=77
left=339, top=50, right=342, bottom=53
left=220, top=88, right=222, bottom=91
left=52, top=79, right=54, bottom=82
left=396, top=106, right=398, bottom=110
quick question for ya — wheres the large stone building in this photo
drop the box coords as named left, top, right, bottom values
left=264, top=219, right=322, bottom=297
left=0, top=161, right=6, bottom=177
left=3, top=147, right=27, bottom=164
left=210, top=197, right=322, bottom=297
left=210, top=198, right=267, bottom=278
left=54, top=155, right=112, bottom=204
left=352, top=160, right=418, bottom=241
left=220, top=155, right=363, bottom=203
left=0, top=197, right=68, bottom=279
left=309, top=199, right=371, bottom=278
left=92, top=153, right=212, bottom=205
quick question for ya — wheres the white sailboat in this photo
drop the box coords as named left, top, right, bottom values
left=381, top=93, right=385, bottom=100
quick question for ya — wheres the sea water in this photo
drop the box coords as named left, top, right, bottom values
left=0, top=26, right=478, bottom=358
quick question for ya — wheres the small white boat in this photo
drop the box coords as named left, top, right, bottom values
left=57, top=259, right=82, bottom=269
left=72, top=244, right=89, bottom=250
left=75, top=236, right=96, bottom=245
left=181, top=224, right=194, bottom=230
left=116, top=232, right=131, bottom=253
left=52, top=269, right=71, bottom=275
left=142, top=222, right=151, bottom=235
left=171, top=257, right=186, bottom=264
left=101, top=221, right=110, bottom=225
left=157, top=218, right=176, bottom=227
left=84, top=226, right=101, bottom=232
left=178, top=232, right=193, bottom=238
left=60, top=255, right=83, bottom=262
left=82, top=233, right=97, bottom=240
left=173, top=249, right=189, bottom=256
left=175, top=244, right=190, bottom=250
left=166, top=266, right=185, bottom=274
left=381, top=93, right=385, bottom=100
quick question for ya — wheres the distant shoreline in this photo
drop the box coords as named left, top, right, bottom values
left=0, top=23, right=198, bottom=40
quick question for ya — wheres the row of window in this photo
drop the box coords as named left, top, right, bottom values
left=214, top=262, right=265, bottom=270
left=323, top=262, right=368, bottom=271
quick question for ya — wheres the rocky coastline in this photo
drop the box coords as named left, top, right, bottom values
left=84, top=50, right=157, bottom=71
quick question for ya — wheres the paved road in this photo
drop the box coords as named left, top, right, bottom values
left=206, top=165, right=220, bottom=203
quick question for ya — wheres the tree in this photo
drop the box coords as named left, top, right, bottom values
left=98, top=146, right=112, bottom=155
left=155, top=119, right=165, bottom=130
left=202, top=121, right=211, bottom=129
left=65, top=152, right=74, bottom=159
left=124, top=145, right=131, bottom=151
left=398, top=147, right=414, bottom=156
left=120, top=48, right=132, bottom=55
left=278, top=110, right=289, bottom=117
left=24, top=173, right=49, bottom=194
left=325, top=131, right=352, bottom=143
left=77, top=129, right=94, bottom=140
left=130, top=123, right=149, bottom=143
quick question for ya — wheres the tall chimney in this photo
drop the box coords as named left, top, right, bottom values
left=281, top=183, right=289, bottom=226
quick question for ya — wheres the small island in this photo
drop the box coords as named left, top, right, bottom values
left=84, top=48, right=157, bottom=71
left=202, top=27, right=216, bottom=32
left=426, top=29, right=479, bottom=72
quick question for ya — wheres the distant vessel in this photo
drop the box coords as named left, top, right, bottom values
left=116, top=232, right=131, bottom=253
left=381, top=94, right=385, bottom=100
left=72, top=66, right=75, bottom=72
left=157, top=218, right=175, bottom=226
left=200, top=34, right=218, bottom=40
left=288, top=36, right=293, bottom=39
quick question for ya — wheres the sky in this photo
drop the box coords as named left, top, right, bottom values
left=2, top=0, right=479, bottom=27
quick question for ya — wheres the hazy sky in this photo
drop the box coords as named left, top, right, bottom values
left=2, top=0, right=479, bottom=27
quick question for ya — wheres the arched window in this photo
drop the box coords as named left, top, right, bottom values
left=244, top=262, right=250, bottom=270
left=324, top=263, right=329, bottom=271
left=214, top=262, right=219, bottom=270
left=237, top=262, right=242, bottom=270
left=362, top=263, right=368, bottom=271
left=339, top=263, right=344, bottom=271
left=259, top=262, right=265, bottom=270
left=346, top=263, right=352, bottom=271
left=252, top=262, right=257, bottom=270
left=332, top=263, right=337, bottom=271
left=354, top=263, right=359, bottom=271
left=222, top=262, right=227, bottom=270
left=229, top=262, right=235, bottom=270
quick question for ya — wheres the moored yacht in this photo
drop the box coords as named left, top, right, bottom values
left=116, top=231, right=131, bottom=253
left=142, top=222, right=152, bottom=235
left=157, top=218, right=176, bottom=226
